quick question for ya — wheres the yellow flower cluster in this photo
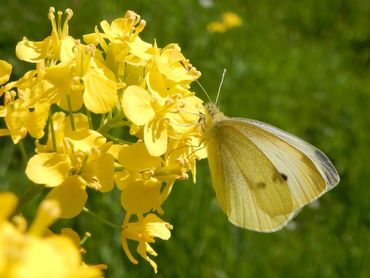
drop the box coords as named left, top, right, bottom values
left=0, top=192, right=103, bottom=277
left=0, top=8, right=206, bottom=273
left=207, top=12, right=242, bottom=33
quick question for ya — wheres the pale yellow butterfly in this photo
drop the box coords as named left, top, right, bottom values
left=200, top=71, right=340, bottom=232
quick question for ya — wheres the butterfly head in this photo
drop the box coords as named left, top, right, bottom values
left=201, top=103, right=226, bottom=133
left=205, top=102, right=219, bottom=117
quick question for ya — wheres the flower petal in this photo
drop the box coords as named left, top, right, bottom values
left=93, top=153, right=115, bottom=192
left=46, top=176, right=87, bottom=218
left=0, top=192, right=18, bottom=220
left=26, top=153, right=71, bottom=187
left=137, top=242, right=158, bottom=273
left=146, top=70, right=168, bottom=100
left=144, top=120, right=168, bottom=156
left=60, top=37, right=76, bottom=63
left=120, top=179, right=161, bottom=214
left=0, top=60, right=12, bottom=85
left=66, top=130, right=106, bottom=153
left=83, top=70, right=117, bottom=114
left=121, top=85, right=155, bottom=125
left=15, top=37, right=51, bottom=63
left=126, top=37, right=153, bottom=64
left=26, top=100, right=50, bottom=139
left=118, top=141, right=161, bottom=172
left=5, top=104, right=29, bottom=144
left=144, top=214, right=172, bottom=240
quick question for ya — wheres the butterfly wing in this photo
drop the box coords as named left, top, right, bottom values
left=241, top=118, right=340, bottom=188
left=206, top=120, right=299, bottom=232
left=206, top=117, right=339, bottom=232
left=233, top=118, right=340, bottom=208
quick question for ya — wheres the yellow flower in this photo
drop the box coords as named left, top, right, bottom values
left=42, top=42, right=118, bottom=114
left=115, top=140, right=195, bottom=215
left=151, top=43, right=201, bottom=84
left=165, top=133, right=207, bottom=183
left=0, top=90, right=50, bottom=143
left=119, top=42, right=203, bottom=156
left=0, top=192, right=103, bottom=277
left=121, top=84, right=204, bottom=157
left=222, top=12, right=243, bottom=29
left=16, top=7, right=75, bottom=63
left=121, top=85, right=166, bottom=156
left=26, top=121, right=115, bottom=218
left=207, top=11, right=242, bottom=33
left=117, top=172, right=163, bottom=215
left=121, top=213, right=173, bottom=273
left=115, top=141, right=163, bottom=214
left=114, top=140, right=191, bottom=272
left=87, top=10, right=146, bottom=44
left=73, top=43, right=118, bottom=114
left=15, top=7, right=118, bottom=115
left=84, top=10, right=152, bottom=85
left=207, top=21, right=227, bottom=33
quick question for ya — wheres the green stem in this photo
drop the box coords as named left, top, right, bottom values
left=16, top=184, right=44, bottom=212
left=82, top=207, right=121, bottom=229
left=97, top=111, right=124, bottom=134
left=107, top=121, right=131, bottom=129
left=66, top=95, right=76, bottom=131
left=100, top=112, right=107, bottom=128
left=49, top=109, right=58, bottom=152
left=86, top=109, right=93, bottom=130
left=101, top=133, right=133, bottom=145
left=18, top=141, right=28, bottom=163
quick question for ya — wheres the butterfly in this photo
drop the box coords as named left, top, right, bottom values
left=200, top=72, right=340, bottom=232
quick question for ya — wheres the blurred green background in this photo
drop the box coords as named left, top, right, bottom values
left=1, top=0, right=369, bottom=277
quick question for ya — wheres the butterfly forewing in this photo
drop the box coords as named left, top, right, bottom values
left=242, top=118, right=340, bottom=188
left=230, top=118, right=339, bottom=208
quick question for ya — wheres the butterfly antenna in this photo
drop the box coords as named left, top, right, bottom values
left=180, top=59, right=212, bottom=103
left=215, top=68, right=226, bottom=105
left=194, top=79, right=212, bottom=103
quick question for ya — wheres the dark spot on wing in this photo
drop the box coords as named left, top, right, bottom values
left=256, top=182, right=266, bottom=189
left=272, top=172, right=288, bottom=183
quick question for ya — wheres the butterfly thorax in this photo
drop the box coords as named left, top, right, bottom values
left=202, top=103, right=228, bottom=138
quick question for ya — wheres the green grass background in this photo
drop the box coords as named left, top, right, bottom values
left=1, top=0, right=369, bottom=277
